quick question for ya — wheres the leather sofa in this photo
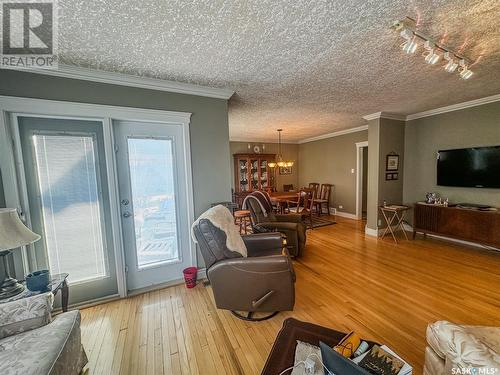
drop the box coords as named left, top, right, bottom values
left=192, top=217, right=295, bottom=321
left=244, top=192, right=307, bottom=257
left=424, top=320, right=500, bottom=375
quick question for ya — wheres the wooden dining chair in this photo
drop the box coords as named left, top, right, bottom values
left=308, top=183, right=320, bottom=198
left=287, top=188, right=315, bottom=229
left=314, top=184, right=333, bottom=216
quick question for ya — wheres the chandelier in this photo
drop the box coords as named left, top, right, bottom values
left=268, top=129, right=294, bottom=168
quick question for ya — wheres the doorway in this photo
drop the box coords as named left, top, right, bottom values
left=18, top=116, right=119, bottom=305
left=1, top=96, right=195, bottom=304
left=356, top=141, right=369, bottom=220
left=114, top=120, right=193, bottom=292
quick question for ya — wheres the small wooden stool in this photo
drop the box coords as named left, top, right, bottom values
left=234, top=210, right=251, bottom=234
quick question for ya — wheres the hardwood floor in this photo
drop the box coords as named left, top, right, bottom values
left=80, top=217, right=500, bottom=374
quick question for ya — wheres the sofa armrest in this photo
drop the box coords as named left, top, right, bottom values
left=241, top=232, right=283, bottom=254
left=0, top=292, right=54, bottom=339
left=256, top=221, right=300, bottom=232
left=275, top=214, right=303, bottom=223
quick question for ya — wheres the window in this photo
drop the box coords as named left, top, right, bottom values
left=33, top=133, right=108, bottom=283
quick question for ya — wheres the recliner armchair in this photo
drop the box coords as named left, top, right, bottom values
left=244, top=192, right=307, bottom=257
left=192, top=217, right=295, bottom=321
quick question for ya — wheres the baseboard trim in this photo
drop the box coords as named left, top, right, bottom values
left=197, top=268, right=207, bottom=280
left=404, top=224, right=500, bottom=251
left=334, top=211, right=358, bottom=220
left=58, top=269, right=209, bottom=312
left=365, top=226, right=379, bottom=237
left=54, top=293, right=121, bottom=314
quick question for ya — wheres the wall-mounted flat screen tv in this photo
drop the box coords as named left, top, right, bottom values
left=437, top=146, right=500, bottom=188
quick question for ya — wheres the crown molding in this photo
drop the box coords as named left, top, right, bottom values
left=362, top=112, right=406, bottom=121
left=298, top=125, right=368, bottom=144
left=230, top=137, right=299, bottom=144
left=6, top=64, right=235, bottom=100
left=406, top=93, right=500, bottom=121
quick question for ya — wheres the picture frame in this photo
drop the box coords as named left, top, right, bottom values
left=385, top=173, right=393, bottom=181
left=279, top=166, right=293, bottom=175
left=392, top=172, right=399, bottom=180
left=386, top=154, right=399, bottom=171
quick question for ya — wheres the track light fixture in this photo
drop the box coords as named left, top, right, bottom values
left=392, top=18, right=475, bottom=79
left=443, top=52, right=458, bottom=73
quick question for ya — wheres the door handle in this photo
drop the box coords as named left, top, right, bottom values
left=122, top=211, right=132, bottom=218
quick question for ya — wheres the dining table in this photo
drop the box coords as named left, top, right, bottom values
left=270, top=191, right=299, bottom=213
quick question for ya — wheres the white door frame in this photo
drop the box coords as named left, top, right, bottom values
left=355, top=141, right=368, bottom=220
left=0, top=95, right=194, bottom=298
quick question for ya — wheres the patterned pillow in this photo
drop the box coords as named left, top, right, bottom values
left=0, top=292, right=53, bottom=339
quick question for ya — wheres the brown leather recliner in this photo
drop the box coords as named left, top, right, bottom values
left=192, top=218, right=295, bottom=321
left=244, top=193, right=307, bottom=257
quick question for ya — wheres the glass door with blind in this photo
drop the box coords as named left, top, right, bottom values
left=114, top=120, right=192, bottom=291
left=18, top=117, right=118, bottom=305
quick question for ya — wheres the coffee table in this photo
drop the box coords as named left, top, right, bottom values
left=262, top=318, right=376, bottom=374
left=0, top=273, right=69, bottom=312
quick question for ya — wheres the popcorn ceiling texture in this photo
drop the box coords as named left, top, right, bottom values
left=59, top=0, right=500, bottom=142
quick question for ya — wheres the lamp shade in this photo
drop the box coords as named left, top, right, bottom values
left=0, top=208, right=40, bottom=251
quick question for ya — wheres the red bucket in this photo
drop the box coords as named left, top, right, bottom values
left=183, top=267, right=198, bottom=288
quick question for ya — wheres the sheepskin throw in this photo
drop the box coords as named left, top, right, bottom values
left=191, top=205, right=247, bottom=257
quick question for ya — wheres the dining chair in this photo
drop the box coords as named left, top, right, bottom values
left=314, top=184, right=333, bottom=216
left=283, top=184, right=294, bottom=192
left=287, top=188, right=316, bottom=229
left=308, top=183, right=320, bottom=198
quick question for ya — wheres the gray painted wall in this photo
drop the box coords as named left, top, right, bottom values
left=403, top=101, right=500, bottom=222
left=367, top=118, right=405, bottom=230
left=0, top=70, right=232, bottom=268
left=298, top=130, right=368, bottom=215
left=229, top=142, right=299, bottom=191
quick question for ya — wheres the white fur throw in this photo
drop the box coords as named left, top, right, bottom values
left=191, top=205, right=247, bottom=257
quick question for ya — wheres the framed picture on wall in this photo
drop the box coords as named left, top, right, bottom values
left=279, top=166, right=293, bottom=175
left=386, top=154, right=399, bottom=171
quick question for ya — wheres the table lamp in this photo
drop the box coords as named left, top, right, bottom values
left=0, top=208, right=40, bottom=299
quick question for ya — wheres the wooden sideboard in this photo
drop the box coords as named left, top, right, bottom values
left=413, top=203, right=500, bottom=248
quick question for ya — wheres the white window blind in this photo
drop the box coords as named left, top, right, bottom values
left=33, top=134, right=109, bottom=283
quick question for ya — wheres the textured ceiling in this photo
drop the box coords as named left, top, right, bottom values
left=58, top=0, right=500, bottom=142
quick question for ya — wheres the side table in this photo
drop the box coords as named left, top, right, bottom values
left=0, top=273, right=69, bottom=312
left=379, top=205, right=410, bottom=244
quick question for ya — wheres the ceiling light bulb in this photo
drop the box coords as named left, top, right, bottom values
left=460, top=68, right=473, bottom=79
left=444, top=59, right=458, bottom=72
left=424, top=50, right=440, bottom=64
left=400, top=29, right=413, bottom=40
left=402, top=38, right=418, bottom=54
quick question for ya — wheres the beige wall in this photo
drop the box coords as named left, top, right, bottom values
left=229, top=142, right=299, bottom=191
left=403, top=101, right=500, bottom=223
left=298, top=130, right=368, bottom=215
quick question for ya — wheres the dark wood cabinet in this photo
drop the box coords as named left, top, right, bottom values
left=413, top=203, right=500, bottom=248
left=233, top=153, right=275, bottom=206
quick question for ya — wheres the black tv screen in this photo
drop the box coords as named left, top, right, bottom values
left=437, top=146, right=500, bottom=188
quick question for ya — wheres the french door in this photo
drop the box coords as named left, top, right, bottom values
left=19, top=117, right=119, bottom=305
left=114, top=120, right=192, bottom=291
